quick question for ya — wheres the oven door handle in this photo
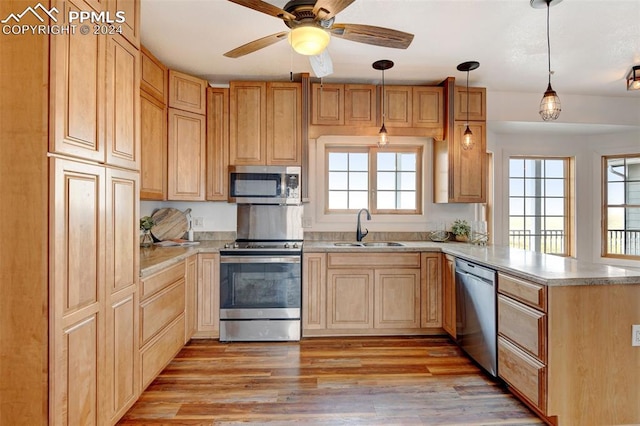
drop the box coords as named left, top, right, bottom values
left=220, top=256, right=301, bottom=264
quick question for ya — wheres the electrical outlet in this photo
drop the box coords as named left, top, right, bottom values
left=193, top=217, right=204, bottom=229
left=633, top=325, right=640, bottom=347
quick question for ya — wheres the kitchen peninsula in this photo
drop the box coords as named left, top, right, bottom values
left=141, top=240, right=640, bottom=426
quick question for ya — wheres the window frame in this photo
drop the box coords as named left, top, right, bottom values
left=507, top=155, right=574, bottom=257
left=324, top=145, right=423, bottom=215
left=601, top=153, right=640, bottom=261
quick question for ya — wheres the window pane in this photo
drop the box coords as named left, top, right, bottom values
left=377, top=153, right=396, bottom=171
left=607, top=207, right=625, bottom=230
left=510, top=178, right=524, bottom=196
left=606, top=159, right=624, bottom=182
left=524, top=159, right=538, bottom=177
left=399, top=172, right=416, bottom=190
left=329, top=172, right=348, bottom=190
left=350, top=172, right=368, bottom=191
left=377, top=191, right=395, bottom=209
left=349, top=191, right=368, bottom=209
left=545, top=198, right=564, bottom=216
left=509, top=198, right=524, bottom=216
left=328, top=152, right=348, bottom=170
left=545, top=179, right=564, bottom=197
left=399, top=153, right=416, bottom=171
left=328, top=191, right=347, bottom=209
left=545, top=160, right=564, bottom=178
left=349, top=153, right=368, bottom=171
left=525, top=198, right=543, bottom=216
left=377, top=172, right=395, bottom=190
left=524, top=178, right=538, bottom=196
left=608, top=182, right=625, bottom=205
left=545, top=217, right=564, bottom=231
left=399, top=192, right=416, bottom=209
left=510, top=159, right=524, bottom=177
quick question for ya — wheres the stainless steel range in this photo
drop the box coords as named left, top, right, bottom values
left=219, top=204, right=303, bottom=342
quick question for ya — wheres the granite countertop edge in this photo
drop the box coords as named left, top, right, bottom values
left=140, top=240, right=640, bottom=286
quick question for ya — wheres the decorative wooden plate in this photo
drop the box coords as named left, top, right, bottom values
left=150, top=208, right=189, bottom=241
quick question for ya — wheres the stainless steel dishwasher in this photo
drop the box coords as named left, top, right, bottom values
left=455, top=258, right=497, bottom=377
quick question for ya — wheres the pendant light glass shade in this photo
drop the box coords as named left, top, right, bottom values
left=288, top=25, right=330, bottom=56
left=533, top=0, right=561, bottom=121
left=373, top=60, right=394, bottom=148
left=626, top=65, right=640, bottom=91
left=378, top=124, right=389, bottom=147
left=462, top=125, right=474, bottom=150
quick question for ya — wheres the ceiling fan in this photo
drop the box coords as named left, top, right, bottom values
left=223, top=0, right=414, bottom=77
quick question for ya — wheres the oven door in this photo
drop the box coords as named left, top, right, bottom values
left=220, top=255, right=301, bottom=320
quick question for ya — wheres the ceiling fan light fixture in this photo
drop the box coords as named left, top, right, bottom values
left=627, top=65, right=640, bottom=91
left=288, top=25, right=330, bottom=56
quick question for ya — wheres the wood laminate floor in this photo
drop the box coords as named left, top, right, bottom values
left=119, top=336, right=544, bottom=426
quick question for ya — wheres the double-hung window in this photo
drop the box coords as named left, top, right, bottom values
left=602, top=154, right=640, bottom=259
left=326, top=146, right=422, bottom=214
left=508, top=157, right=572, bottom=255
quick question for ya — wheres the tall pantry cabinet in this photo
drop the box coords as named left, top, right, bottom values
left=0, top=0, right=141, bottom=424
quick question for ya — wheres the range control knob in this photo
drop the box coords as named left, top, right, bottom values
left=234, top=242, right=239, bottom=248
left=293, top=243, right=299, bottom=249
left=284, top=243, right=290, bottom=249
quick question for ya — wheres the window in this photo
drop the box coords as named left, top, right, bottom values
left=508, top=157, right=572, bottom=255
left=602, top=154, right=640, bottom=259
left=326, top=146, right=422, bottom=214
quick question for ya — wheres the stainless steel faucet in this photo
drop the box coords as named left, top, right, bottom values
left=356, top=208, right=371, bottom=242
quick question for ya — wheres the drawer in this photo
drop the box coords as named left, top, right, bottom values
left=141, top=261, right=185, bottom=300
left=327, top=252, right=420, bottom=269
left=140, top=314, right=185, bottom=389
left=140, top=280, right=185, bottom=346
left=498, top=273, right=546, bottom=311
left=498, top=295, right=546, bottom=361
left=498, top=336, right=547, bottom=414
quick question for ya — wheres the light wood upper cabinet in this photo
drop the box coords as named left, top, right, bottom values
left=167, top=108, right=206, bottom=200
left=206, top=88, right=229, bottom=200
left=311, top=83, right=344, bottom=125
left=230, top=81, right=266, bottom=165
left=230, top=81, right=301, bottom=166
left=413, top=87, right=444, bottom=128
left=140, top=91, right=167, bottom=200
left=105, top=34, right=140, bottom=170
left=345, top=84, right=377, bottom=126
left=454, top=86, right=486, bottom=121
left=169, top=70, right=207, bottom=115
left=442, top=254, right=456, bottom=338
left=107, top=0, right=140, bottom=48
left=50, top=0, right=105, bottom=163
left=267, top=82, right=302, bottom=165
left=140, top=45, right=167, bottom=104
left=420, top=253, right=442, bottom=329
left=384, top=85, right=412, bottom=128
left=195, top=253, right=220, bottom=338
left=104, top=167, right=139, bottom=423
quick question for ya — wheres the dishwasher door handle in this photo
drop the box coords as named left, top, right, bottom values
left=456, top=270, right=495, bottom=286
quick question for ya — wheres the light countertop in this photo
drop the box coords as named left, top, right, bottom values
left=140, top=240, right=640, bottom=286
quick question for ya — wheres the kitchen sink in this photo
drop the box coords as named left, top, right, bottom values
left=362, top=242, right=404, bottom=247
left=333, top=242, right=364, bottom=247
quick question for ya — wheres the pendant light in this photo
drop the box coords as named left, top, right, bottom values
left=373, top=59, right=394, bottom=147
left=456, top=61, right=480, bottom=151
left=532, top=0, right=562, bottom=121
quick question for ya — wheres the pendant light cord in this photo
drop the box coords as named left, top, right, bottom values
left=466, top=69, right=470, bottom=124
left=546, top=0, right=551, bottom=86
left=381, top=69, right=386, bottom=124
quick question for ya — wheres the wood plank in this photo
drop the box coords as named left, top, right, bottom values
left=120, top=337, right=543, bottom=425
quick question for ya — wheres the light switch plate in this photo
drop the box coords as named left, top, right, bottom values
left=632, top=325, right=640, bottom=347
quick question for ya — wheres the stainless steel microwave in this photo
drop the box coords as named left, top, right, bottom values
left=228, top=165, right=301, bottom=205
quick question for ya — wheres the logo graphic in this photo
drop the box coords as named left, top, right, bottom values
left=1, top=3, right=58, bottom=24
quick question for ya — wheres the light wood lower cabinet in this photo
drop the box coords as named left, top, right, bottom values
left=303, top=252, right=443, bottom=336
left=194, top=253, right=220, bottom=338
left=185, top=254, right=197, bottom=342
left=441, top=254, right=456, bottom=338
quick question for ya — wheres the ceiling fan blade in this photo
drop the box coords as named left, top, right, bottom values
left=330, top=23, right=414, bottom=49
left=227, top=0, right=296, bottom=21
left=309, top=50, right=333, bottom=78
left=312, top=0, right=355, bottom=20
left=224, top=31, right=289, bottom=58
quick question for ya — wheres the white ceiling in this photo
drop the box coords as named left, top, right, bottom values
left=140, top=0, right=640, bottom=98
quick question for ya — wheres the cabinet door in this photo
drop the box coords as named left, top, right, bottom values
left=413, top=86, right=443, bottom=128
left=105, top=34, right=140, bottom=170
left=195, top=253, right=220, bottom=338
left=327, top=269, right=374, bottom=329
left=167, top=108, right=206, bottom=200
left=140, top=45, right=168, bottom=104
left=302, top=253, right=326, bottom=331
left=168, top=70, right=207, bottom=114
left=107, top=0, right=140, bottom=48
left=50, top=0, right=105, bottom=162
left=267, top=82, right=301, bottom=165
left=442, top=254, right=456, bottom=338
left=185, top=255, right=197, bottom=342
left=420, top=253, right=442, bottom=328
left=345, top=84, right=377, bottom=127
left=454, top=87, right=486, bottom=121
left=384, top=86, right=412, bottom=128
left=104, top=168, right=139, bottom=423
left=229, top=81, right=266, bottom=165
left=206, top=88, right=229, bottom=200
left=450, top=121, right=486, bottom=203
left=374, top=269, right=421, bottom=329
left=311, top=83, right=344, bottom=125
left=50, top=158, right=105, bottom=426
left=140, top=91, right=167, bottom=200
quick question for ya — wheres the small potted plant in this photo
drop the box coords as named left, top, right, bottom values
left=140, top=215, right=155, bottom=247
left=451, top=219, right=471, bottom=242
